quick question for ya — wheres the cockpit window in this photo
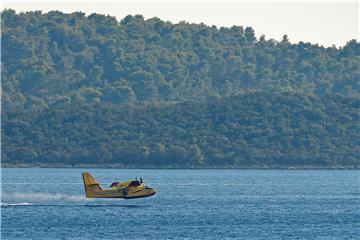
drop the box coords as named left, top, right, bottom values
left=129, top=181, right=141, bottom=187
left=109, top=182, right=119, bottom=188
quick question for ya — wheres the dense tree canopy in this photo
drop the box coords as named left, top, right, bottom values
left=2, top=93, right=359, bottom=167
left=2, top=9, right=360, bottom=110
left=1, top=10, right=359, bottom=167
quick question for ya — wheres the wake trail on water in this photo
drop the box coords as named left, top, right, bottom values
left=1, top=203, right=145, bottom=208
left=12, top=193, right=87, bottom=201
left=1, top=202, right=33, bottom=206
left=1, top=193, right=135, bottom=207
left=2, top=193, right=90, bottom=205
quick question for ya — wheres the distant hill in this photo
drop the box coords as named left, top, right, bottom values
left=2, top=9, right=360, bottom=110
left=1, top=10, right=359, bottom=168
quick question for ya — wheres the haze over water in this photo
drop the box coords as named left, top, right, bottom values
left=2, top=168, right=359, bottom=239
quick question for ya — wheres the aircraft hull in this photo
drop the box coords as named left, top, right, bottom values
left=85, top=188, right=156, bottom=199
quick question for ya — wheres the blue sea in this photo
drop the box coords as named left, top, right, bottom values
left=1, top=169, right=359, bottom=239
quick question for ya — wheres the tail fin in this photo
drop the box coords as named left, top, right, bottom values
left=82, top=172, right=102, bottom=196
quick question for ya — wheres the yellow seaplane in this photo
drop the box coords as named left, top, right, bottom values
left=82, top=172, right=156, bottom=199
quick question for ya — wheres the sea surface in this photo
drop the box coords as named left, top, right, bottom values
left=1, top=168, right=359, bottom=239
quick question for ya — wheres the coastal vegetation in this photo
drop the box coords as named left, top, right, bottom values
left=3, top=93, right=359, bottom=167
left=2, top=10, right=359, bottom=167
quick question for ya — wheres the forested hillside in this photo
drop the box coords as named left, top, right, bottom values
left=3, top=93, right=359, bottom=167
left=2, top=9, right=359, bottom=109
left=2, top=10, right=360, bottom=167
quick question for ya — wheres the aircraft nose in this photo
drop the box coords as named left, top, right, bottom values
left=145, top=186, right=156, bottom=196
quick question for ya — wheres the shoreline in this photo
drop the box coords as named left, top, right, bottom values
left=1, top=163, right=359, bottom=170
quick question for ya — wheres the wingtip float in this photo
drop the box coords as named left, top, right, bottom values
left=82, top=172, right=156, bottom=199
